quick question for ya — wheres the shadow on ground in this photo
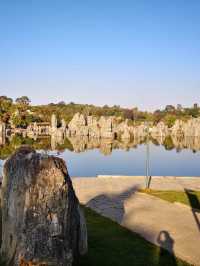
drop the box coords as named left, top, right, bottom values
left=157, top=230, right=177, bottom=266
left=86, top=185, right=139, bottom=224
left=76, top=186, right=189, bottom=266
left=185, top=189, right=200, bottom=231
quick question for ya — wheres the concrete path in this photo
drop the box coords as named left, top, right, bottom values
left=73, top=176, right=200, bottom=266
left=73, top=175, right=200, bottom=191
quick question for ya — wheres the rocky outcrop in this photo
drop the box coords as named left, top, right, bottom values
left=51, top=113, right=58, bottom=131
left=67, top=113, right=89, bottom=137
left=1, top=146, right=87, bottom=266
left=67, top=113, right=116, bottom=139
left=0, top=122, right=6, bottom=145
left=67, top=114, right=200, bottom=140
left=66, top=113, right=165, bottom=140
left=4, top=112, right=200, bottom=142
left=151, top=122, right=169, bottom=138
left=171, top=118, right=200, bottom=137
left=50, top=114, right=67, bottom=139
left=121, top=129, right=131, bottom=140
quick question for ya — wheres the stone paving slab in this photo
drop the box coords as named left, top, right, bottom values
left=73, top=175, right=200, bottom=191
left=73, top=176, right=200, bottom=266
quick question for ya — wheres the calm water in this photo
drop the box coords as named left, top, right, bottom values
left=1, top=137, right=200, bottom=177
left=49, top=142, right=200, bottom=177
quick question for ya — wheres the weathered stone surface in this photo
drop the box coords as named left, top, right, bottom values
left=0, top=122, right=6, bottom=145
left=151, top=122, right=169, bottom=138
left=132, top=124, right=146, bottom=138
left=5, top=113, right=200, bottom=142
left=61, top=119, right=66, bottom=130
left=170, top=118, right=200, bottom=137
left=1, top=146, right=87, bottom=266
left=51, top=114, right=57, bottom=130
left=121, top=129, right=131, bottom=140
left=67, top=113, right=115, bottom=139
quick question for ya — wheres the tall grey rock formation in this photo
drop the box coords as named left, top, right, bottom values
left=1, top=146, right=87, bottom=266
left=0, top=122, right=6, bottom=145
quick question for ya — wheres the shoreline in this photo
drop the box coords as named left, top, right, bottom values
left=72, top=175, right=200, bottom=179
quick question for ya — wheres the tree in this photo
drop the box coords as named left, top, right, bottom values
left=58, top=101, right=66, bottom=105
left=163, top=136, right=174, bottom=150
left=0, top=96, right=13, bottom=112
left=0, top=96, right=13, bottom=123
left=164, top=114, right=176, bottom=128
left=188, top=108, right=199, bottom=118
left=153, top=110, right=164, bottom=124
left=177, top=104, right=183, bottom=111
left=123, top=109, right=133, bottom=120
left=11, top=115, right=22, bottom=127
left=16, top=96, right=31, bottom=106
left=165, top=105, right=175, bottom=113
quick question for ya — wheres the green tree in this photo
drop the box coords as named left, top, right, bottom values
left=16, top=96, right=31, bottom=106
left=163, top=136, right=175, bottom=150
left=164, top=115, right=176, bottom=128
left=11, top=115, right=22, bottom=127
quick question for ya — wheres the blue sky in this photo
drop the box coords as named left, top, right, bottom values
left=0, top=0, right=200, bottom=110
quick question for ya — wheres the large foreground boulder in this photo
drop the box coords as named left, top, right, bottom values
left=1, top=146, right=87, bottom=266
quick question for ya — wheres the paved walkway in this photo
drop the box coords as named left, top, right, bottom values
left=73, top=175, right=200, bottom=191
left=73, top=176, right=200, bottom=266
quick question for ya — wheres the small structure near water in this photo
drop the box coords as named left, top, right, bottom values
left=27, top=122, right=51, bottom=137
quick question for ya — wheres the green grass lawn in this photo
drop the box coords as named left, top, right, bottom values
left=76, top=207, right=191, bottom=266
left=140, top=189, right=200, bottom=211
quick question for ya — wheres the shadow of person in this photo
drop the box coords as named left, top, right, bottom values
left=86, top=185, right=139, bottom=224
left=184, top=189, right=200, bottom=231
left=157, top=231, right=177, bottom=266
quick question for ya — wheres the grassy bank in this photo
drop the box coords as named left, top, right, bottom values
left=140, top=189, right=200, bottom=210
left=0, top=205, right=191, bottom=266
left=77, top=207, right=190, bottom=266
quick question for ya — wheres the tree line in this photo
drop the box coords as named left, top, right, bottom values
left=0, top=96, right=199, bottom=128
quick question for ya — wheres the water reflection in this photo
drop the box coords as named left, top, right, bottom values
left=67, top=135, right=200, bottom=154
left=1, top=134, right=200, bottom=177
left=67, top=136, right=146, bottom=155
left=1, top=133, right=200, bottom=159
left=0, top=134, right=147, bottom=159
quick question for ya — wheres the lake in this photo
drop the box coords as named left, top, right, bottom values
left=1, top=135, right=200, bottom=177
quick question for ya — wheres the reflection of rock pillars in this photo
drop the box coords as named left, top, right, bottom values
left=61, top=119, right=66, bottom=130
left=66, top=135, right=147, bottom=155
left=51, top=134, right=57, bottom=150
left=100, top=140, right=113, bottom=155
left=61, top=119, right=67, bottom=138
left=0, top=122, right=6, bottom=145
left=121, top=129, right=131, bottom=141
left=51, top=133, right=65, bottom=150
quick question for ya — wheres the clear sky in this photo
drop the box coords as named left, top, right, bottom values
left=0, top=0, right=200, bottom=110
